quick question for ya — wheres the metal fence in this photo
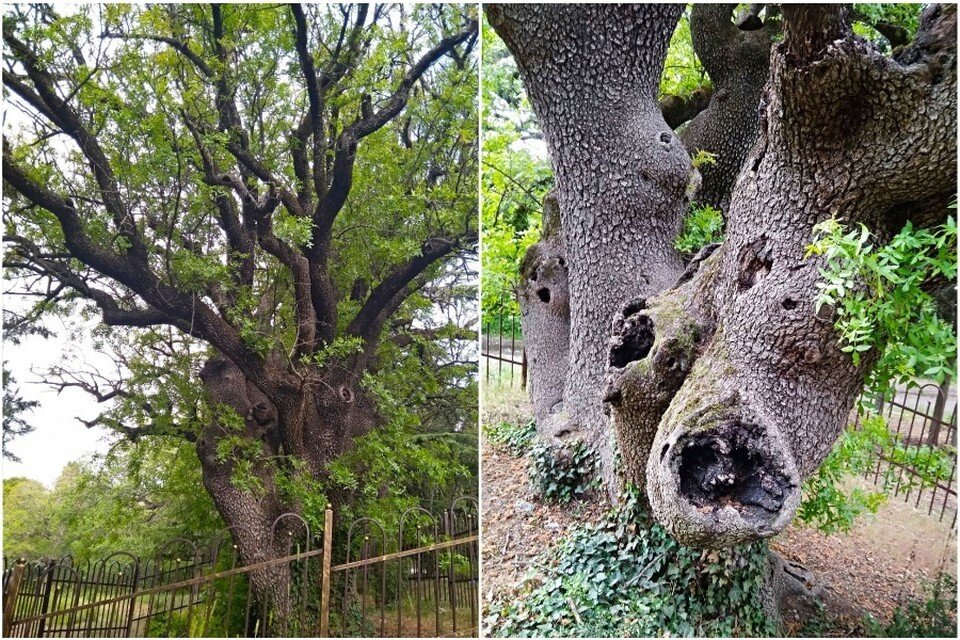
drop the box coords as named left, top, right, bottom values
left=481, top=295, right=525, bottom=388
left=2, top=498, right=478, bottom=638
left=853, top=381, right=958, bottom=527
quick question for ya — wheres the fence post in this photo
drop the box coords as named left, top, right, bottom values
left=927, top=373, right=952, bottom=446
left=319, top=504, right=333, bottom=638
left=521, top=349, right=528, bottom=390
left=2, top=559, right=26, bottom=637
left=35, top=559, right=56, bottom=637
left=124, top=559, right=142, bottom=637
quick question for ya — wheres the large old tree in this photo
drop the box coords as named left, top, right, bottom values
left=489, top=0, right=955, bottom=576
left=3, top=2, right=478, bottom=604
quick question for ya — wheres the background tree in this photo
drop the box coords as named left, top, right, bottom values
left=3, top=2, right=479, bottom=603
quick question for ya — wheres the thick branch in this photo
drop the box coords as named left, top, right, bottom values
left=4, top=32, right=148, bottom=262
left=346, top=235, right=472, bottom=346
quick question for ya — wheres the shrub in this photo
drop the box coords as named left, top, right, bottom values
left=864, top=573, right=958, bottom=638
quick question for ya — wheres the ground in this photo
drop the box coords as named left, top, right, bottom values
left=480, top=382, right=958, bottom=636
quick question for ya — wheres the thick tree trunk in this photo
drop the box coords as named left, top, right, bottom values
left=196, top=356, right=376, bottom=624
left=488, top=4, right=690, bottom=491
left=517, top=192, right=570, bottom=433
left=609, top=3, right=957, bottom=548
left=681, top=4, right=778, bottom=212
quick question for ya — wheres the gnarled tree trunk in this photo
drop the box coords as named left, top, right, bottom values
left=609, top=3, right=957, bottom=548
left=488, top=3, right=691, bottom=490
left=517, top=192, right=570, bottom=431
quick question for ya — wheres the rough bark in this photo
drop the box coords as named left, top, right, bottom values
left=607, top=3, right=957, bottom=547
left=487, top=3, right=690, bottom=491
left=681, top=4, right=779, bottom=212
left=517, top=192, right=570, bottom=434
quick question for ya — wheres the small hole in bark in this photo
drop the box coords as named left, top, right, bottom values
left=537, top=288, right=551, bottom=303
left=660, top=443, right=670, bottom=461
left=338, top=385, right=355, bottom=403
left=603, top=386, right=622, bottom=406
left=737, top=238, right=772, bottom=291
left=677, top=423, right=789, bottom=522
left=558, top=257, right=566, bottom=267
left=622, top=298, right=647, bottom=317
left=609, top=314, right=655, bottom=368
left=659, top=131, right=672, bottom=143
left=782, top=298, right=798, bottom=310
left=554, top=429, right=571, bottom=439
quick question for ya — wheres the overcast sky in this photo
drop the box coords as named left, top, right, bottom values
left=3, top=315, right=113, bottom=488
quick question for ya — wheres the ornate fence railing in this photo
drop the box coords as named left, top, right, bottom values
left=2, top=498, right=478, bottom=638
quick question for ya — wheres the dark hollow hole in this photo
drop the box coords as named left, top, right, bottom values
left=782, top=298, right=798, bottom=310
left=609, top=314, right=655, bottom=368
left=659, top=131, right=672, bottom=143
left=622, top=298, right=647, bottom=317
left=737, top=243, right=772, bottom=291
left=537, top=287, right=551, bottom=303
left=558, top=257, right=566, bottom=267
left=677, top=429, right=788, bottom=521
left=660, top=443, right=670, bottom=462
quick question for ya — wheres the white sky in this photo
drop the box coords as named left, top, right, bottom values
left=2, top=313, right=113, bottom=488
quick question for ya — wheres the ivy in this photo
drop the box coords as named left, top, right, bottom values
left=485, top=488, right=775, bottom=638
left=529, top=440, right=598, bottom=504
left=484, top=419, right=536, bottom=455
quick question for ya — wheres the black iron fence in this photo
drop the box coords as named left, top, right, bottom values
left=481, top=295, right=525, bottom=388
left=2, top=498, right=478, bottom=638
left=853, top=381, right=957, bottom=526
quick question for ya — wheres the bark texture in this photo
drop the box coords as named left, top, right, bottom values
left=488, top=3, right=690, bottom=490
left=681, top=4, right=779, bottom=212
left=517, top=192, right=570, bottom=433
left=607, top=3, right=957, bottom=547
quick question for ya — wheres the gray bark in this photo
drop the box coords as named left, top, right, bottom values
left=518, top=192, right=570, bottom=434
left=197, top=356, right=375, bottom=621
left=607, top=3, right=957, bottom=547
left=681, top=4, right=779, bottom=212
left=488, top=3, right=691, bottom=492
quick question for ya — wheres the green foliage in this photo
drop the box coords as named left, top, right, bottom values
left=660, top=10, right=708, bottom=98
left=481, top=17, right=553, bottom=328
left=3, top=3, right=478, bottom=561
left=485, top=488, right=775, bottom=638
left=798, top=415, right=955, bottom=533
left=674, top=203, right=724, bottom=256
left=2, top=368, right=38, bottom=462
left=3, top=440, right=222, bottom=562
left=863, top=573, right=958, bottom=638
left=806, top=216, right=957, bottom=393
left=529, top=440, right=597, bottom=504
left=797, top=415, right=891, bottom=532
left=484, top=420, right=536, bottom=456
left=853, top=3, right=923, bottom=50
